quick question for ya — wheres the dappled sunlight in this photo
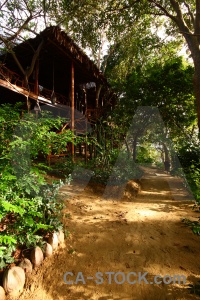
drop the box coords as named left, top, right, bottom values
left=135, top=209, right=161, bottom=218
left=141, top=190, right=170, bottom=194
left=19, top=167, right=200, bottom=300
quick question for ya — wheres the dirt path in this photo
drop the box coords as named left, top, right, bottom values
left=18, top=167, right=200, bottom=300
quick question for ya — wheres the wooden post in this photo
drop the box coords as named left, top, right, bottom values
left=34, top=59, right=39, bottom=96
left=84, top=89, right=88, bottom=163
left=71, top=61, right=75, bottom=158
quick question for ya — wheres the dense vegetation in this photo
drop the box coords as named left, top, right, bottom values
left=0, top=102, right=143, bottom=268
left=0, top=104, right=75, bottom=268
left=1, top=0, right=200, bottom=269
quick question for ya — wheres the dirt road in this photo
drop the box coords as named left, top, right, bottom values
left=19, top=167, right=200, bottom=300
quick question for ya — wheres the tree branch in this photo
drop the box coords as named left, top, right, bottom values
left=148, top=0, right=177, bottom=22
left=149, top=0, right=196, bottom=53
left=6, top=15, right=33, bottom=42
left=0, top=0, right=9, bottom=10
left=0, top=26, right=27, bottom=43
left=0, top=36, right=25, bottom=75
left=0, top=36, right=43, bottom=89
left=183, top=1, right=195, bottom=26
left=168, top=0, right=193, bottom=33
left=26, top=40, right=44, bottom=79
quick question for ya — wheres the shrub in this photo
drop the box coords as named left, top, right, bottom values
left=0, top=103, right=73, bottom=269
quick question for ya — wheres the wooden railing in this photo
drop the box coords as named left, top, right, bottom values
left=0, top=64, right=69, bottom=105
left=39, top=86, right=70, bottom=106
left=0, top=64, right=23, bottom=86
left=0, top=65, right=105, bottom=121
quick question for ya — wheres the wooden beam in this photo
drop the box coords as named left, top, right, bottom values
left=47, top=38, right=105, bottom=84
left=0, top=78, right=77, bottom=112
left=0, top=78, right=35, bottom=99
left=71, top=61, right=75, bottom=158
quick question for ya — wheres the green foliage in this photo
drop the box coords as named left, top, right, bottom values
left=178, top=140, right=200, bottom=236
left=104, top=152, right=143, bottom=185
left=0, top=104, right=73, bottom=269
left=182, top=218, right=200, bottom=236
left=49, top=147, right=143, bottom=186
left=177, top=139, right=200, bottom=202
left=0, top=0, right=55, bottom=45
left=47, top=156, right=75, bottom=178
left=0, top=163, right=67, bottom=269
left=185, top=165, right=200, bottom=203
left=136, top=146, right=154, bottom=164
left=56, top=0, right=192, bottom=70
left=187, top=281, right=200, bottom=297
left=112, top=57, right=195, bottom=130
left=0, top=234, right=17, bottom=269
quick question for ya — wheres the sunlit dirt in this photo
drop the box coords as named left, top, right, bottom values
left=17, top=167, right=200, bottom=300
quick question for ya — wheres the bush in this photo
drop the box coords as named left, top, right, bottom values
left=0, top=103, right=73, bottom=269
left=177, top=144, right=200, bottom=201
left=0, top=161, right=68, bottom=269
left=50, top=150, right=143, bottom=186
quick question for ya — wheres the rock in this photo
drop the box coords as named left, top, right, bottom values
left=57, top=230, right=65, bottom=245
left=18, top=258, right=33, bottom=274
left=44, top=243, right=53, bottom=257
left=48, top=232, right=58, bottom=250
left=0, top=286, right=6, bottom=300
left=3, top=266, right=25, bottom=296
left=122, top=180, right=141, bottom=201
left=30, top=246, right=44, bottom=268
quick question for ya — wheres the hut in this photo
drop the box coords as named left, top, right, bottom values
left=0, top=26, right=115, bottom=157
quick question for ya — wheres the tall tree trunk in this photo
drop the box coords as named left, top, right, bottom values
left=162, top=142, right=170, bottom=162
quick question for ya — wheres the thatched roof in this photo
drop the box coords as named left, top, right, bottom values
left=1, top=26, right=108, bottom=87
left=0, top=26, right=117, bottom=128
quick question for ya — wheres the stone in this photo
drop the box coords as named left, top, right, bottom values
left=3, top=266, right=25, bottom=296
left=44, top=243, right=53, bottom=257
left=18, top=258, right=33, bottom=274
left=122, top=180, right=141, bottom=201
left=48, top=232, right=58, bottom=250
left=57, top=230, right=65, bottom=245
left=30, top=246, right=44, bottom=268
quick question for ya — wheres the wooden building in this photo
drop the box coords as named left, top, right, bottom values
left=0, top=26, right=116, bottom=156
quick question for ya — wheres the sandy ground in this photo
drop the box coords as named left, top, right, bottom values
left=17, top=167, right=200, bottom=300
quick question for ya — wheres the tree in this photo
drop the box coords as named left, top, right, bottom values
left=139, top=1, right=200, bottom=133
left=109, top=56, right=195, bottom=130
left=56, top=1, right=200, bottom=133
left=0, top=0, right=56, bottom=86
left=106, top=56, right=196, bottom=165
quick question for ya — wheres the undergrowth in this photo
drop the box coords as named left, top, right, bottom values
left=0, top=103, right=73, bottom=269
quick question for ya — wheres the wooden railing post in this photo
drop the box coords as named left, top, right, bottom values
left=71, top=61, right=75, bottom=159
